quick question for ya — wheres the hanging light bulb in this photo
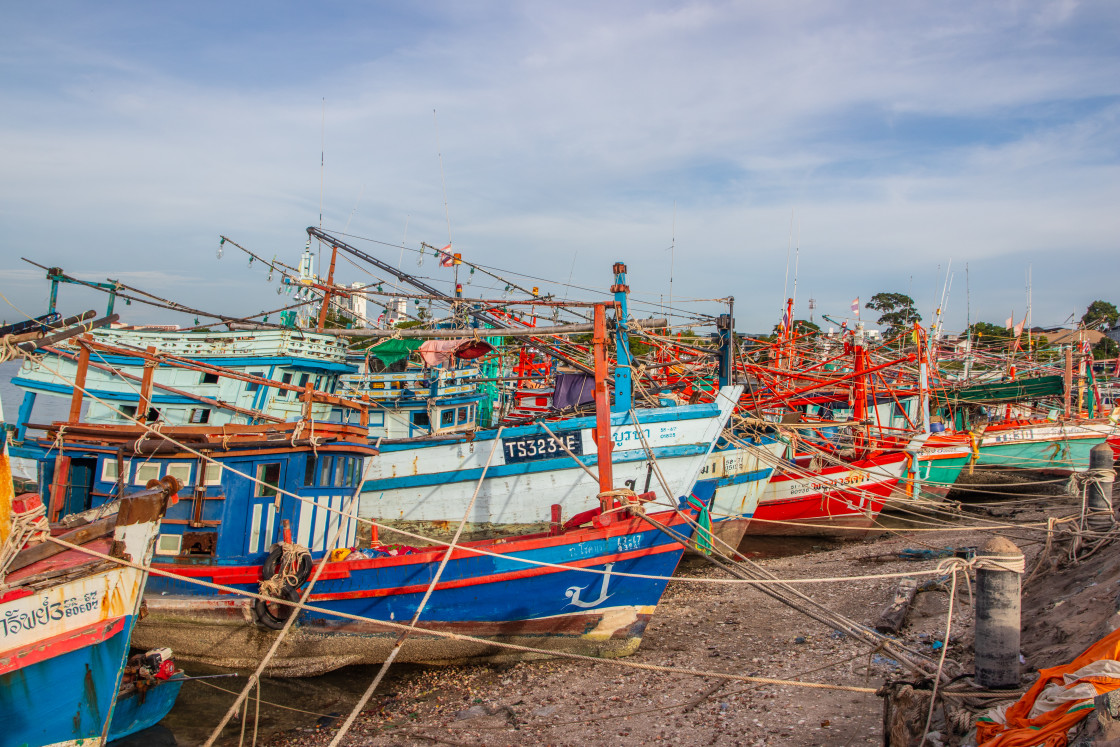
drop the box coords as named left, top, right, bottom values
left=248, top=256, right=254, bottom=267
left=267, top=268, right=274, bottom=282
left=277, top=286, right=283, bottom=295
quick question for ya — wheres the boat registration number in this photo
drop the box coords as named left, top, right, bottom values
left=502, top=430, right=584, bottom=463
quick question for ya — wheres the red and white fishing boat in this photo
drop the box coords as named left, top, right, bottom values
left=743, top=450, right=908, bottom=539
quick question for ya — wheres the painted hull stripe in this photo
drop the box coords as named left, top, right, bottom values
left=0, top=617, right=127, bottom=676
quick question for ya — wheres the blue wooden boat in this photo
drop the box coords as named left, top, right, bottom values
left=27, top=418, right=703, bottom=677
left=0, top=437, right=180, bottom=747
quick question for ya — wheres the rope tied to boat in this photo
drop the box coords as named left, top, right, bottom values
left=596, top=487, right=646, bottom=517
left=258, top=541, right=312, bottom=595
left=0, top=496, right=51, bottom=579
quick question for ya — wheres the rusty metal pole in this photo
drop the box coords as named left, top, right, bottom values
left=1064, top=346, right=1073, bottom=418
left=592, top=303, right=614, bottom=506
left=974, top=536, right=1024, bottom=689
left=68, top=341, right=90, bottom=422
left=316, top=245, right=339, bottom=333
left=138, top=345, right=158, bottom=421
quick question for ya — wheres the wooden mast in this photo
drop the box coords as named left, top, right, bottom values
left=592, top=302, right=614, bottom=508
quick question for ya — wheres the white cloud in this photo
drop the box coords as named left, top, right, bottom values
left=0, top=1, right=1118, bottom=334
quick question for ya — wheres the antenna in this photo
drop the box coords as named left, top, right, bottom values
left=808, top=297, right=816, bottom=323
left=398, top=214, right=410, bottom=270
left=791, top=218, right=800, bottom=318
left=782, top=208, right=793, bottom=310
left=433, top=109, right=453, bottom=247
left=318, top=98, right=325, bottom=278
left=669, top=201, right=676, bottom=316
left=344, top=184, right=365, bottom=232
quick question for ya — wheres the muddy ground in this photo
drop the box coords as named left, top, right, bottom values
left=149, top=469, right=1119, bottom=747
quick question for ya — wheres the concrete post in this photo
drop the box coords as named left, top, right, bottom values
left=975, top=536, right=1024, bottom=689
left=1087, top=443, right=1117, bottom=533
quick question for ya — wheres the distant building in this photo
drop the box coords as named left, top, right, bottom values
left=1032, top=328, right=1105, bottom=347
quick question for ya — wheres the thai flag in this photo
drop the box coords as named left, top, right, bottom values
left=439, top=244, right=454, bottom=267
left=781, top=308, right=790, bottom=331
left=851, top=298, right=859, bottom=315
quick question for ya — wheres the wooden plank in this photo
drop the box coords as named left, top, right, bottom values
left=6, top=516, right=117, bottom=573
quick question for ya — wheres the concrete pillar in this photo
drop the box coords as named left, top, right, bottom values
left=975, top=536, right=1024, bottom=689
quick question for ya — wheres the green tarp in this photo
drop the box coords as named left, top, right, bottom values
left=946, top=374, right=1064, bottom=404
left=367, top=338, right=422, bottom=366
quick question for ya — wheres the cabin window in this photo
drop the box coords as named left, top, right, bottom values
left=247, top=373, right=263, bottom=392
left=101, top=458, right=131, bottom=482
left=319, top=456, right=334, bottom=486
left=256, top=463, right=281, bottom=497
left=202, top=463, right=223, bottom=486
left=280, top=372, right=293, bottom=397
left=342, top=457, right=353, bottom=487
left=334, top=458, right=346, bottom=487
left=304, top=454, right=318, bottom=486
left=166, top=462, right=192, bottom=486
left=120, top=404, right=138, bottom=419
left=456, top=406, right=469, bottom=424
left=134, top=461, right=160, bottom=485
left=298, top=373, right=310, bottom=387
left=189, top=408, right=211, bottom=424
left=412, top=412, right=430, bottom=428
left=440, top=409, right=454, bottom=427
left=201, top=372, right=219, bottom=384
left=352, top=458, right=364, bottom=486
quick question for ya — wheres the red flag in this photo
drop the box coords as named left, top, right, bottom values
left=439, top=243, right=454, bottom=268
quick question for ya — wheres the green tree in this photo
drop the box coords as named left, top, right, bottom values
left=1082, top=300, right=1119, bottom=331
left=967, top=321, right=1013, bottom=348
left=865, top=293, right=921, bottom=338
left=1094, top=337, right=1119, bottom=360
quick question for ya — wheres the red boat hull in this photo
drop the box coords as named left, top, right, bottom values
left=742, top=452, right=906, bottom=539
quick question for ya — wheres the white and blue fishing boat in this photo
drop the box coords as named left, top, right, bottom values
left=26, top=304, right=714, bottom=677
left=0, top=436, right=182, bottom=746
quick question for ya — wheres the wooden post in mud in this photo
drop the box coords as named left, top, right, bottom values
left=974, top=536, right=1024, bottom=689
left=1087, top=444, right=1116, bottom=532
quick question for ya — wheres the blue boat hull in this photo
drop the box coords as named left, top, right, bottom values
left=132, top=506, right=698, bottom=677
left=107, top=677, right=185, bottom=742
left=1, top=615, right=133, bottom=747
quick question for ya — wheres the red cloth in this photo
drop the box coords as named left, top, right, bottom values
left=418, top=339, right=493, bottom=366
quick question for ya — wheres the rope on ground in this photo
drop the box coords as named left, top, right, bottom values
left=43, top=534, right=879, bottom=695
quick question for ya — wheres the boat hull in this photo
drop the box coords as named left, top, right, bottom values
left=1, top=615, right=134, bottom=747
left=359, top=393, right=740, bottom=538
left=134, top=509, right=694, bottom=677
left=107, top=677, right=185, bottom=742
left=742, top=453, right=906, bottom=539
left=976, top=422, right=1108, bottom=471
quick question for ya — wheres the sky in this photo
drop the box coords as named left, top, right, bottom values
left=2, top=0, right=1119, bottom=335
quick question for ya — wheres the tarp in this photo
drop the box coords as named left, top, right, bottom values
left=553, top=372, right=594, bottom=410
left=418, top=339, right=493, bottom=367
left=367, top=338, right=422, bottom=366
left=977, top=625, right=1120, bottom=746
left=948, top=375, right=1065, bottom=405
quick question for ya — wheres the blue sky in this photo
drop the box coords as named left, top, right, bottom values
left=2, top=0, right=1118, bottom=334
